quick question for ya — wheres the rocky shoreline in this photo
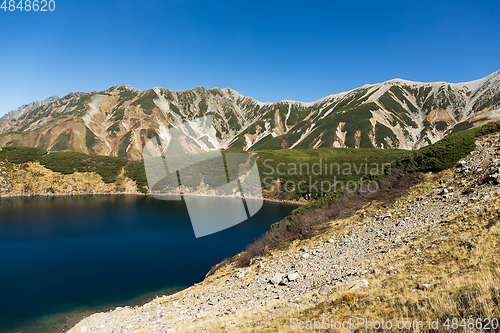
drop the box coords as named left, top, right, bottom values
left=66, top=133, right=500, bottom=332
left=0, top=191, right=146, bottom=198
left=0, top=191, right=304, bottom=206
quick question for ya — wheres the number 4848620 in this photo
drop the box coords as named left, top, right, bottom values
left=1, top=0, right=55, bottom=11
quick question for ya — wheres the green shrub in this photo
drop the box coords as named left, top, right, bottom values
left=75, top=94, right=93, bottom=111
left=124, top=161, right=148, bottom=193
left=107, top=122, right=120, bottom=135
left=113, top=108, right=125, bottom=121
left=131, top=89, right=157, bottom=113
left=0, top=146, right=47, bottom=163
left=118, top=131, right=132, bottom=158
left=5, top=139, right=19, bottom=146
left=39, top=152, right=127, bottom=183
left=435, top=120, right=449, bottom=131
left=86, top=128, right=96, bottom=153
left=396, top=121, right=500, bottom=173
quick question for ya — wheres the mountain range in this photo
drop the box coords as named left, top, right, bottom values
left=0, top=70, right=499, bottom=160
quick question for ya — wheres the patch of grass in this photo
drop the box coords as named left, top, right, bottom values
left=375, top=122, right=400, bottom=148
left=107, top=122, right=120, bottom=135
left=199, top=99, right=208, bottom=113
left=86, top=128, right=96, bottom=153
left=435, top=120, right=449, bottom=131
left=5, top=139, right=19, bottom=146
left=0, top=131, right=27, bottom=138
left=118, top=131, right=132, bottom=158
left=117, top=87, right=138, bottom=101
left=451, top=121, right=474, bottom=134
left=131, top=89, right=157, bottom=114
left=52, top=133, right=71, bottom=151
left=113, top=108, right=125, bottom=121
left=75, top=93, right=93, bottom=111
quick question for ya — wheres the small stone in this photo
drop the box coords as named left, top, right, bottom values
left=287, top=272, right=300, bottom=281
left=318, top=285, right=332, bottom=294
left=418, top=283, right=432, bottom=290
left=235, top=269, right=246, bottom=279
left=270, top=273, right=285, bottom=285
left=350, top=279, right=369, bottom=290
left=302, top=253, right=310, bottom=259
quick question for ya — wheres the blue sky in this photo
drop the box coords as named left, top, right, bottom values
left=0, top=0, right=499, bottom=115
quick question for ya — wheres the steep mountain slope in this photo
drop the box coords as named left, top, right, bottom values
left=0, top=70, right=499, bottom=159
left=0, top=95, right=59, bottom=124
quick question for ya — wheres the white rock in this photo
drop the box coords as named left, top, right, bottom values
left=196, top=311, right=215, bottom=318
left=349, top=279, right=369, bottom=290
left=236, top=269, right=246, bottom=279
left=418, top=283, right=432, bottom=290
left=318, top=285, right=332, bottom=294
left=287, top=272, right=300, bottom=281
left=270, top=273, right=285, bottom=285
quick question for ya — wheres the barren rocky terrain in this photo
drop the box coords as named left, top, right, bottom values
left=67, top=132, right=500, bottom=333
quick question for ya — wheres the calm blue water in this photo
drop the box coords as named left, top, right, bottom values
left=0, top=195, right=297, bottom=333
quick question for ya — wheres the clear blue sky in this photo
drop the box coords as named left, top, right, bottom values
left=0, top=0, right=499, bottom=115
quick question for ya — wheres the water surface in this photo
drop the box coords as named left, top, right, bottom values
left=0, top=195, right=297, bottom=333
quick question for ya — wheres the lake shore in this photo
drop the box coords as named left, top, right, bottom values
left=0, top=191, right=306, bottom=206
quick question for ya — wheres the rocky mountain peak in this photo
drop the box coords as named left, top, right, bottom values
left=1, top=95, right=60, bottom=122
